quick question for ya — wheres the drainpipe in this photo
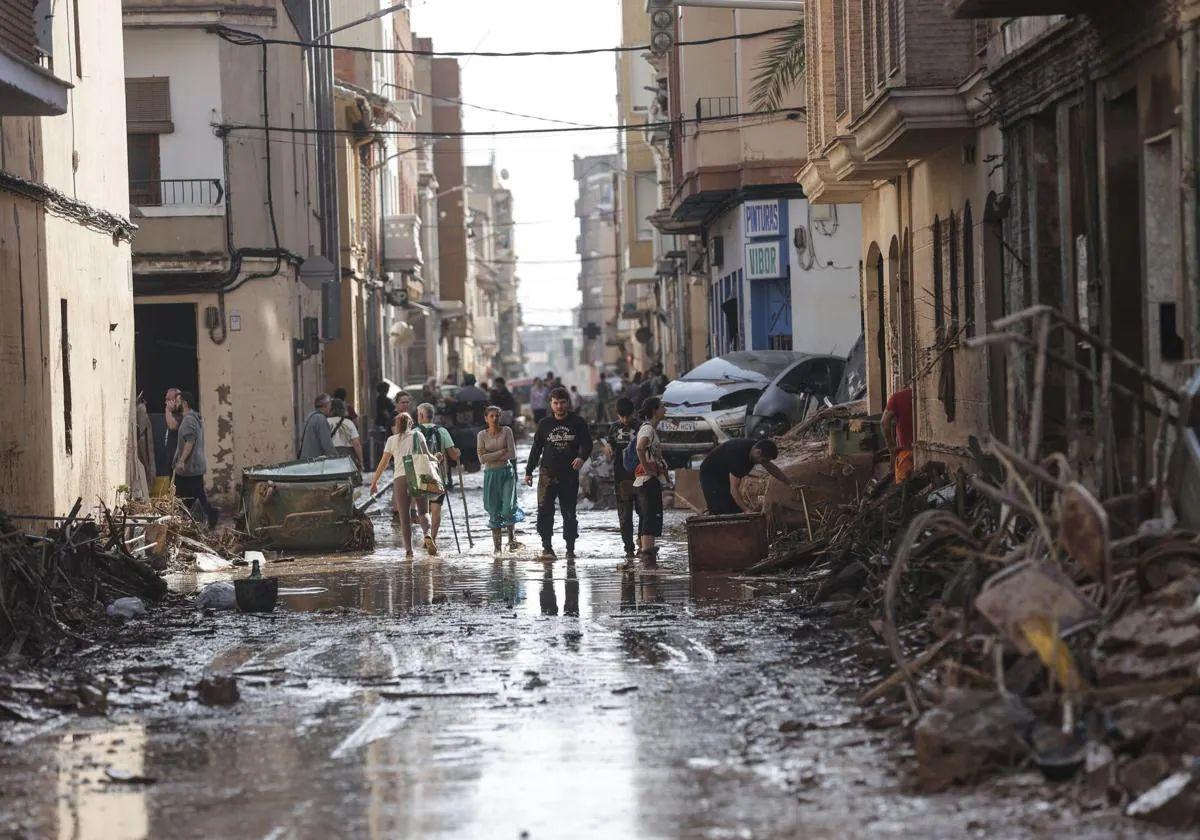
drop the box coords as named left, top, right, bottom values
left=1183, top=24, right=1200, bottom=357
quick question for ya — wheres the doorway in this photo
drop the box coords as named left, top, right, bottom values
left=135, top=303, right=199, bottom=474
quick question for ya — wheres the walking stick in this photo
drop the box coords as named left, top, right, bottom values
left=458, top=464, right=474, bottom=547
left=443, top=458, right=462, bottom=553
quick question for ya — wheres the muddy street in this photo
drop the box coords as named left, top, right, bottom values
left=1, top=453, right=1140, bottom=839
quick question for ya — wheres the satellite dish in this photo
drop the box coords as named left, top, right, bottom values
left=635, top=326, right=652, bottom=344
left=500, top=169, right=509, bottom=180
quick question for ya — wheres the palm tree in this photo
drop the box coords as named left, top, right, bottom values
left=749, top=19, right=806, bottom=113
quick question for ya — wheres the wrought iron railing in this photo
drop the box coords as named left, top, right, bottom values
left=695, top=96, right=738, bottom=122
left=129, top=178, right=224, bottom=208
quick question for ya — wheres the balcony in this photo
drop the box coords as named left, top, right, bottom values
left=695, top=96, right=737, bottom=122
left=130, top=178, right=224, bottom=211
left=382, top=213, right=422, bottom=273
left=947, top=0, right=1100, bottom=16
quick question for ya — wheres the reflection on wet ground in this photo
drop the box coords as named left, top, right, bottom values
left=1, top=451, right=1129, bottom=838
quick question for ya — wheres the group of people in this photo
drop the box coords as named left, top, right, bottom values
left=298, top=389, right=364, bottom=468
left=145, top=388, right=218, bottom=529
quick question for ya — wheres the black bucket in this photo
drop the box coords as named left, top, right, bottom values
left=234, top=576, right=279, bottom=613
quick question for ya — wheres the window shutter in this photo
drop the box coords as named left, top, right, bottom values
left=0, top=0, right=37, bottom=64
left=126, top=77, right=174, bottom=133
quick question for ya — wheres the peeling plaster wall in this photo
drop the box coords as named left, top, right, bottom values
left=137, top=269, right=322, bottom=503
left=858, top=127, right=1004, bottom=468
left=0, top=0, right=134, bottom=517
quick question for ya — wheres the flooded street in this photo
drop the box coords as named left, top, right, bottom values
left=0, top=453, right=1135, bottom=838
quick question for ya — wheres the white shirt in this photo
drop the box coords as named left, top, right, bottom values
left=327, top=416, right=360, bottom=448
left=384, top=430, right=428, bottom=462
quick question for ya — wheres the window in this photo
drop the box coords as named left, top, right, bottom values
left=862, top=0, right=876, bottom=93
left=60, top=299, right=72, bottom=455
left=834, top=0, right=848, bottom=116
left=127, top=135, right=161, bottom=206
left=948, top=212, right=959, bottom=330
left=963, top=203, right=975, bottom=336
left=887, top=0, right=899, bottom=74
left=126, top=76, right=172, bottom=206
left=634, top=173, right=656, bottom=241
left=932, top=216, right=944, bottom=339
left=873, top=0, right=885, bottom=88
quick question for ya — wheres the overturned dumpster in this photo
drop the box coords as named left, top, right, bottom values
left=241, top=457, right=374, bottom=552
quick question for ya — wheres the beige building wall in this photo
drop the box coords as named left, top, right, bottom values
left=126, top=1, right=323, bottom=502
left=0, top=0, right=135, bottom=517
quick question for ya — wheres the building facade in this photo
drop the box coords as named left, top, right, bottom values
left=431, top=55, right=474, bottom=382
left=574, top=153, right=621, bottom=384
left=123, top=1, right=323, bottom=501
left=802, top=0, right=1200, bottom=483
left=0, top=0, right=136, bottom=515
left=645, top=4, right=863, bottom=372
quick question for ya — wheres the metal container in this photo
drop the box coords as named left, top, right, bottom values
left=241, top=456, right=367, bottom=552
left=685, top=512, right=769, bottom=572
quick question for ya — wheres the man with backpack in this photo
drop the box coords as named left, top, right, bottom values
left=604, top=397, right=639, bottom=559
left=415, top=402, right=460, bottom=555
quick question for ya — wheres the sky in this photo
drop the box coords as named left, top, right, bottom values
left=410, top=0, right=622, bottom=328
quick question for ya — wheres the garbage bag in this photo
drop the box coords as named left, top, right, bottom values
left=106, top=597, right=146, bottom=619
left=196, top=581, right=236, bottom=610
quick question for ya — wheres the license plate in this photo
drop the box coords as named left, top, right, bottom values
left=662, top=420, right=695, bottom=433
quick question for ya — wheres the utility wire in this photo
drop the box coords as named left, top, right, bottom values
left=220, top=107, right=804, bottom=139
left=213, top=23, right=796, bottom=58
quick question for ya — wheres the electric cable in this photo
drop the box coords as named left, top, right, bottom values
left=218, top=107, right=804, bottom=139
left=213, top=23, right=797, bottom=58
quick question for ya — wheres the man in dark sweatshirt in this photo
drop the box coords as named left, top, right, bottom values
left=525, top=386, right=593, bottom=559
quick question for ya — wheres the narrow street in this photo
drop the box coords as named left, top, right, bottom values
left=0, top=449, right=1129, bottom=839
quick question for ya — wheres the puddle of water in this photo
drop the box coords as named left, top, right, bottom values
left=169, top=449, right=756, bottom=619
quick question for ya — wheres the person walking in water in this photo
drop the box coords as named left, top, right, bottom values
left=525, top=386, right=593, bottom=560
left=632, top=396, right=669, bottom=564
left=369, top=411, right=430, bottom=558
left=529, top=376, right=549, bottom=424
left=604, top=397, right=639, bottom=559
left=415, top=402, right=459, bottom=556
left=478, top=405, right=523, bottom=554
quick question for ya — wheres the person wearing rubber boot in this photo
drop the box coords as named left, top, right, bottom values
left=478, top=405, right=523, bottom=554
left=604, top=397, right=639, bottom=560
left=525, top=386, right=593, bottom=560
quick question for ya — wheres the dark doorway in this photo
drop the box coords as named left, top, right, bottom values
left=1103, top=87, right=1145, bottom=482
left=135, top=303, right=199, bottom=474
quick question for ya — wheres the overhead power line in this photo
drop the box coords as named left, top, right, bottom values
left=213, top=23, right=796, bottom=58
left=220, top=107, right=805, bottom=139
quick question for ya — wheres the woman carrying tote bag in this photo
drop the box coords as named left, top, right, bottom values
left=370, top=411, right=431, bottom=558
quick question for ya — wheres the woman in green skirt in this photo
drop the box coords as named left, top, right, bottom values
left=477, top=406, right=523, bottom=553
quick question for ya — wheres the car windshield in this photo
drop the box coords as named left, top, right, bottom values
left=682, top=352, right=799, bottom=383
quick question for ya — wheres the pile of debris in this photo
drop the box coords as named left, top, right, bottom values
left=759, top=434, right=1200, bottom=826
left=751, top=305, right=1200, bottom=827
left=115, top=495, right=245, bottom=572
left=0, top=501, right=168, bottom=660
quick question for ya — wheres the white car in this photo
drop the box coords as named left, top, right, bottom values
left=658, top=351, right=808, bottom=468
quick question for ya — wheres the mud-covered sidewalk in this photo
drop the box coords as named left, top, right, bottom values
left=0, top=467, right=1155, bottom=838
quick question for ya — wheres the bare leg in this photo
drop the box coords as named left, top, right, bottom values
left=492, top=528, right=502, bottom=552
left=430, top=502, right=442, bottom=540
